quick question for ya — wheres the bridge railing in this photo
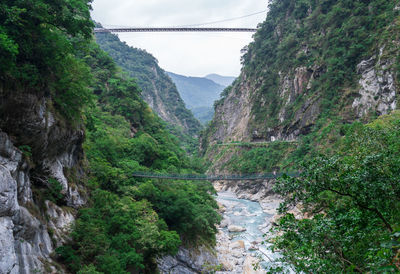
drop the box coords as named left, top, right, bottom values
left=94, top=27, right=257, bottom=33
left=132, top=171, right=300, bottom=181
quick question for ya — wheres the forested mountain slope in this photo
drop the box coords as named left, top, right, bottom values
left=202, top=0, right=400, bottom=173
left=167, top=72, right=226, bottom=124
left=95, top=30, right=202, bottom=137
left=200, top=0, right=400, bottom=272
left=0, top=1, right=218, bottom=273
left=57, top=42, right=219, bottom=274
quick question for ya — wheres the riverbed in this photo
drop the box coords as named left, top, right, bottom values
left=215, top=191, right=289, bottom=273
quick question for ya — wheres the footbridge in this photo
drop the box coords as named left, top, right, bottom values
left=94, top=27, right=257, bottom=33
left=132, top=172, right=299, bottom=181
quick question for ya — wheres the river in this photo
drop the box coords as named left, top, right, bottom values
left=215, top=191, right=291, bottom=273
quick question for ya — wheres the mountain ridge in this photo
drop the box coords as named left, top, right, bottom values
left=94, top=29, right=202, bottom=137
left=167, top=72, right=229, bottom=124
left=202, top=0, right=399, bottom=167
left=205, top=73, right=236, bottom=87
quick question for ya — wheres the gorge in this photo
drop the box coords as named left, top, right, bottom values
left=1, top=0, right=400, bottom=273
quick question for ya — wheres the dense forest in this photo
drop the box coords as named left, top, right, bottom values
left=56, top=43, right=220, bottom=273
left=272, top=112, right=400, bottom=272
left=0, top=0, right=219, bottom=272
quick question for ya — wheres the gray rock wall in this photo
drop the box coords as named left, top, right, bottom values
left=352, top=47, right=397, bottom=117
left=0, top=90, right=87, bottom=273
left=158, top=245, right=218, bottom=274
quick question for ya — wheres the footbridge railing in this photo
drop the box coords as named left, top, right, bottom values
left=132, top=172, right=299, bottom=181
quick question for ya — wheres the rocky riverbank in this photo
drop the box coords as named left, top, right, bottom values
left=158, top=179, right=297, bottom=273
left=213, top=190, right=284, bottom=274
left=214, top=179, right=283, bottom=218
left=212, top=179, right=302, bottom=273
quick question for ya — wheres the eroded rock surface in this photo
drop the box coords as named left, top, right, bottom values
left=0, top=91, right=87, bottom=273
left=352, top=48, right=397, bottom=117
left=158, top=245, right=218, bottom=274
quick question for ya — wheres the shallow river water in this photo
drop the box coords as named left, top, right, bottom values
left=216, top=191, right=290, bottom=272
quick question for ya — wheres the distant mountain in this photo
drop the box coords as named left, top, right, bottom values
left=167, top=72, right=228, bottom=124
left=205, top=74, right=236, bottom=87
left=167, top=72, right=225, bottom=109
left=191, top=107, right=214, bottom=125
left=95, top=30, right=202, bottom=137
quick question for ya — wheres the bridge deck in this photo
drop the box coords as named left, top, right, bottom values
left=132, top=172, right=298, bottom=181
left=94, top=27, right=257, bottom=33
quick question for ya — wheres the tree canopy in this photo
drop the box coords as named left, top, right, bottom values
left=271, top=112, right=400, bottom=272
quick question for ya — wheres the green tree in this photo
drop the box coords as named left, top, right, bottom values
left=271, top=112, right=400, bottom=272
left=0, top=0, right=94, bottom=119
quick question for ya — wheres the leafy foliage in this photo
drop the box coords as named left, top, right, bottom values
left=58, top=190, right=180, bottom=273
left=224, top=142, right=297, bottom=173
left=45, top=178, right=65, bottom=204
left=2, top=0, right=220, bottom=272
left=57, top=43, right=220, bottom=272
left=0, top=0, right=94, bottom=119
left=270, top=112, right=400, bottom=272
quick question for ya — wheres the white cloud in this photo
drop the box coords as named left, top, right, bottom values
left=91, top=0, right=268, bottom=76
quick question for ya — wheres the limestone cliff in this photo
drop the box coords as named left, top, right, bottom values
left=201, top=0, right=399, bottom=172
left=0, top=88, right=87, bottom=273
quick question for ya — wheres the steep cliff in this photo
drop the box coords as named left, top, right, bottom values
left=95, top=30, right=202, bottom=137
left=0, top=90, right=86, bottom=273
left=202, top=0, right=399, bottom=172
left=0, top=0, right=94, bottom=271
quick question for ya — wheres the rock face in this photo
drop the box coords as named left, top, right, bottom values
left=228, top=225, right=246, bottom=232
left=200, top=2, right=399, bottom=172
left=0, top=90, right=87, bottom=273
left=202, top=66, right=321, bottom=150
left=352, top=47, right=397, bottom=117
left=158, top=245, right=218, bottom=274
left=205, top=73, right=254, bottom=144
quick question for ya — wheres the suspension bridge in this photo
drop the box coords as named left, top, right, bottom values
left=132, top=171, right=299, bottom=181
left=94, top=27, right=257, bottom=33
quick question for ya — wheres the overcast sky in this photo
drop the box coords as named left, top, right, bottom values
left=90, top=0, right=268, bottom=77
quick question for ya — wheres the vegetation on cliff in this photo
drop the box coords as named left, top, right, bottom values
left=95, top=29, right=202, bottom=141
left=241, top=0, right=399, bottom=128
left=202, top=0, right=399, bottom=172
left=201, top=0, right=400, bottom=271
left=0, top=0, right=94, bottom=120
left=1, top=1, right=219, bottom=272
left=273, top=112, right=400, bottom=272
left=59, top=27, right=219, bottom=274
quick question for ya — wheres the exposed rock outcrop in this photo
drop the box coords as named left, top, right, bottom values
left=228, top=225, right=246, bottom=232
left=201, top=2, right=399, bottom=173
left=0, top=89, right=87, bottom=273
left=158, top=245, right=218, bottom=274
left=352, top=47, right=397, bottom=117
left=203, top=66, right=321, bottom=151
